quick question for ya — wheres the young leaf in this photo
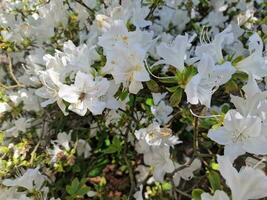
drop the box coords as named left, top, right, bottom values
left=169, top=88, right=183, bottom=107
left=208, top=170, right=221, bottom=192
left=192, top=189, right=204, bottom=200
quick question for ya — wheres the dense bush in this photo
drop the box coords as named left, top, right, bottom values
left=0, top=0, right=267, bottom=199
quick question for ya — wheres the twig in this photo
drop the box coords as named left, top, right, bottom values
left=145, top=2, right=158, bottom=20
left=7, top=55, right=24, bottom=87
left=176, top=188, right=192, bottom=198
left=0, top=55, right=25, bottom=89
left=170, top=178, right=178, bottom=200
left=30, top=142, right=40, bottom=165
left=193, top=116, right=199, bottom=156
left=74, top=0, right=94, bottom=16
left=123, top=122, right=135, bottom=200
left=168, top=157, right=195, bottom=177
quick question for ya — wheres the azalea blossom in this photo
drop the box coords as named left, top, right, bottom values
left=156, top=34, right=189, bottom=71
left=236, top=33, right=267, bottom=79
left=217, top=155, right=267, bottom=200
left=208, top=110, right=267, bottom=161
left=134, top=122, right=181, bottom=147
left=151, top=93, right=173, bottom=125
left=3, top=167, right=47, bottom=191
left=185, top=54, right=235, bottom=107
left=58, top=71, right=114, bottom=116
left=173, top=158, right=201, bottom=186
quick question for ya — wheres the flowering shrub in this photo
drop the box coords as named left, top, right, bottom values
left=0, top=0, right=267, bottom=199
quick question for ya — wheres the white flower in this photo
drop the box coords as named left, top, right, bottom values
left=103, top=45, right=150, bottom=94
left=9, top=88, right=40, bottom=112
left=77, top=139, right=92, bottom=159
left=208, top=110, right=267, bottom=161
left=135, top=165, right=150, bottom=183
left=98, top=20, right=153, bottom=52
left=151, top=93, right=173, bottom=125
left=61, top=40, right=100, bottom=74
left=58, top=71, right=110, bottom=116
left=134, top=185, right=144, bottom=200
left=185, top=54, right=235, bottom=107
left=156, top=34, right=189, bottom=71
left=54, top=132, right=72, bottom=151
left=35, top=69, right=67, bottom=115
left=3, top=167, right=47, bottom=191
left=236, top=33, right=267, bottom=79
left=48, top=132, right=72, bottom=163
left=173, top=159, right=201, bottom=186
left=201, top=190, right=229, bottom=200
left=230, top=76, right=267, bottom=117
left=99, top=20, right=153, bottom=94
left=144, top=146, right=175, bottom=182
left=0, top=102, right=10, bottom=114
left=4, top=117, right=32, bottom=138
left=134, top=122, right=181, bottom=147
left=217, top=155, right=267, bottom=200
left=195, top=25, right=234, bottom=63
left=0, top=187, right=31, bottom=200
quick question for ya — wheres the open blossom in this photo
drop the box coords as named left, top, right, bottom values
left=135, top=122, right=181, bottom=182
left=217, top=155, right=267, bottom=200
left=99, top=20, right=153, bottom=94
left=151, top=93, right=173, bottom=125
left=59, top=71, right=118, bottom=116
left=3, top=167, right=47, bottom=191
left=156, top=34, right=189, bottom=71
left=195, top=25, right=234, bottom=63
left=103, top=45, right=150, bottom=94
left=134, top=122, right=181, bottom=147
left=236, top=33, right=267, bottom=79
left=0, top=187, right=31, bottom=200
left=208, top=110, right=267, bottom=161
left=35, top=69, right=67, bottom=115
left=3, top=117, right=32, bottom=138
left=173, top=159, right=201, bottom=186
left=185, top=54, right=235, bottom=107
left=230, top=76, right=267, bottom=117
left=0, top=102, right=10, bottom=114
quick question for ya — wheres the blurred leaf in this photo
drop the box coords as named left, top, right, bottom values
left=170, top=88, right=183, bottom=107
left=146, top=80, right=160, bottom=92
left=66, top=178, right=80, bottom=195
left=192, top=189, right=204, bottom=200
left=166, top=86, right=179, bottom=93
left=146, top=98, right=154, bottom=106
left=208, top=170, right=221, bottom=192
left=103, top=137, right=122, bottom=154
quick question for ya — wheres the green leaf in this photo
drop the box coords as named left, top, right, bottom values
left=208, top=171, right=221, bottom=192
left=161, top=182, right=172, bottom=191
left=166, top=86, right=179, bottom=93
left=224, top=80, right=239, bottom=93
left=192, top=189, right=204, bottom=200
left=76, top=186, right=90, bottom=196
left=169, top=88, right=183, bottom=107
left=66, top=178, right=80, bottom=195
left=176, top=66, right=197, bottom=87
left=146, top=80, right=160, bottom=92
left=145, top=98, right=154, bottom=106
left=119, top=90, right=128, bottom=101
left=159, top=77, right=178, bottom=83
left=103, top=137, right=122, bottom=154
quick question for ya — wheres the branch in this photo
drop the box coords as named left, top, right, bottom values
left=73, top=0, right=95, bottom=16
left=0, top=55, right=25, bottom=89
left=123, top=122, right=136, bottom=200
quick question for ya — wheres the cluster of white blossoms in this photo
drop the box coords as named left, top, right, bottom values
left=0, top=0, right=267, bottom=199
